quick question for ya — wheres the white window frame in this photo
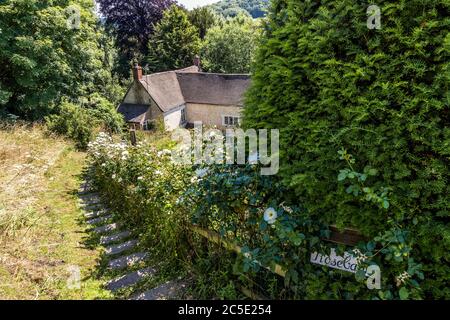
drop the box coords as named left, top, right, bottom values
left=222, top=115, right=241, bottom=127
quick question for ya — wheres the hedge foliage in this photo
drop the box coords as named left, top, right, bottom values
left=243, top=0, right=450, bottom=298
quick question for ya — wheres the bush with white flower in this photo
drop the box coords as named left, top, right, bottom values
left=88, top=132, right=193, bottom=264
left=88, top=132, right=427, bottom=300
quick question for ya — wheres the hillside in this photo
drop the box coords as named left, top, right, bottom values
left=209, top=0, right=269, bottom=18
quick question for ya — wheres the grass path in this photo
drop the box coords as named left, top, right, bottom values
left=0, top=125, right=110, bottom=299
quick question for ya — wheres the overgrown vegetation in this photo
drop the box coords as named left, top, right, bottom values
left=243, top=0, right=450, bottom=299
left=0, top=123, right=109, bottom=299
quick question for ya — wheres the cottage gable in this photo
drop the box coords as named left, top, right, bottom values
left=117, top=64, right=251, bottom=131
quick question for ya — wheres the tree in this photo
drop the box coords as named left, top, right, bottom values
left=200, top=14, right=260, bottom=73
left=0, top=0, right=120, bottom=119
left=209, top=0, right=269, bottom=18
left=147, top=5, right=201, bottom=72
left=97, top=0, right=175, bottom=75
left=188, top=7, right=218, bottom=40
left=244, top=0, right=450, bottom=299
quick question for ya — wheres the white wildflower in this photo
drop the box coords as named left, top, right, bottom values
left=195, top=168, right=209, bottom=178
left=396, top=271, right=411, bottom=286
left=157, top=149, right=171, bottom=157
left=264, top=207, right=278, bottom=225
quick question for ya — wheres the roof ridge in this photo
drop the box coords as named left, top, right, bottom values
left=175, top=71, right=251, bottom=77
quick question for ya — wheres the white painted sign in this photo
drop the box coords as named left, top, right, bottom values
left=310, top=249, right=358, bottom=273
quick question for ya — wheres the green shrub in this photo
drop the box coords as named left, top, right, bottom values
left=243, top=0, right=450, bottom=298
left=82, top=93, right=124, bottom=134
left=46, top=101, right=93, bottom=149
left=46, top=96, right=124, bottom=149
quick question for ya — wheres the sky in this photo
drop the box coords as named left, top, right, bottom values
left=178, top=0, right=220, bottom=10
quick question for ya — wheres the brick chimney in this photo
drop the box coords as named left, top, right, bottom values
left=133, top=64, right=143, bottom=81
left=193, top=55, right=201, bottom=71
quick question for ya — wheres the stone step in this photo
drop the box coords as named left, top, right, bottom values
left=84, top=209, right=108, bottom=219
left=108, top=252, right=148, bottom=270
left=86, top=214, right=113, bottom=226
left=79, top=198, right=101, bottom=206
left=79, top=182, right=94, bottom=194
left=79, top=193, right=100, bottom=200
left=93, top=222, right=119, bottom=234
left=83, top=203, right=103, bottom=211
left=105, top=267, right=156, bottom=292
left=105, top=240, right=138, bottom=256
left=100, top=231, right=131, bottom=245
left=130, top=280, right=187, bottom=300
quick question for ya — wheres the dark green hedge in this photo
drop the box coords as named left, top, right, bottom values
left=243, top=0, right=450, bottom=298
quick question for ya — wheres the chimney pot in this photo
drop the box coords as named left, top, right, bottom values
left=193, top=55, right=201, bottom=71
left=133, top=64, right=143, bottom=81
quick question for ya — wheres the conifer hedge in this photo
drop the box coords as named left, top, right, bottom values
left=243, top=0, right=450, bottom=298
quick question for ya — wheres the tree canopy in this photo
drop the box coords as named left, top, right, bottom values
left=200, top=14, right=260, bottom=73
left=147, top=5, right=201, bottom=72
left=209, top=0, right=269, bottom=18
left=97, top=0, right=176, bottom=75
left=188, top=7, right=218, bottom=40
left=0, top=0, right=120, bottom=119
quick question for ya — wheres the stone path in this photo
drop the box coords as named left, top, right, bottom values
left=100, top=231, right=131, bottom=245
left=131, top=280, right=188, bottom=300
left=106, top=267, right=157, bottom=292
left=108, top=252, right=149, bottom=270
left=79, top=176, right=186, bottom=300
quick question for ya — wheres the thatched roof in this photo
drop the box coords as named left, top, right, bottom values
left=139, top=66, right=250, bottom=113
left=176, top=73, right=250, bottom=106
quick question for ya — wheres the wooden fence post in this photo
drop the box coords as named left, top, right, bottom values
left=130, top=129, right=137, bottom=146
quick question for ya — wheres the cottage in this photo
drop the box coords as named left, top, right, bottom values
left=117, top=61, right=251, bottom=131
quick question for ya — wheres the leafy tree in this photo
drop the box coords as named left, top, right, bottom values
left=200, top=14, right=260, bottom=73
left=244, top=0, right=450, bottom=299
left=147, top=5, right=201, bottom=72
left=188, top=7, right=218, bottom=40
left=0, top=0, right=121, bottom=119
left=210, top=0, right=269, bottom=18
left=97, top=0, right=176, bottom=75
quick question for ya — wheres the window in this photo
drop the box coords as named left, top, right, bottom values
left=143, top=120, right=154, bottom=131
left=223, top=116, right=240, bottom=126
left=181, top=108, right=187, bottom=124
